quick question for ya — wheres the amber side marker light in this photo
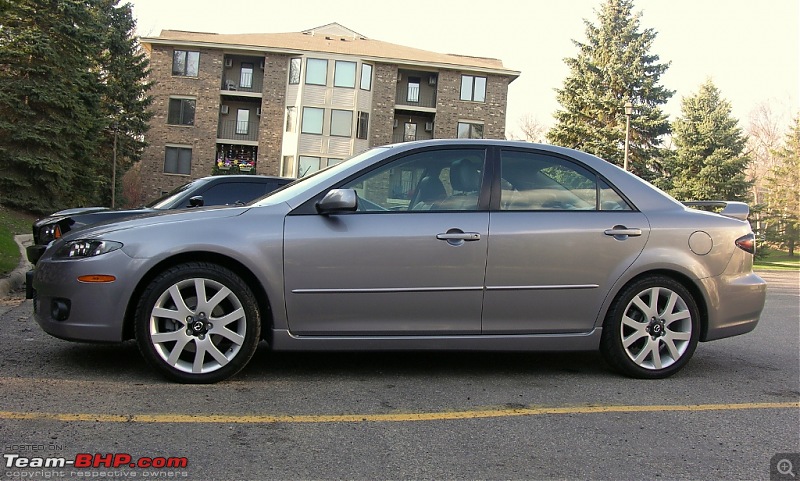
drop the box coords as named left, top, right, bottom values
left=77, top=275, right=116, bottom=283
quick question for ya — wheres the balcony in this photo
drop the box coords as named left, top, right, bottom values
left=395, top=86, right=437, bottom=109
left=217, top=120, right=258, bottom=142
left=395, top=71, right=438, bottom=110
left=221, top=76, right=263, bottom=95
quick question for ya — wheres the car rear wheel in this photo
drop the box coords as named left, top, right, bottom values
left=601, top=276, right=700, bottom=379
left=134, top=262, right=260, bottom=383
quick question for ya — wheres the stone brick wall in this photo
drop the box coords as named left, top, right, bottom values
left=139, top=45, right=223, bottom=198
left=369, top=63, right=398, bottom=147
left=434, top=70, right=509, bottom=140
left=257, top=53, right=289, bottom=176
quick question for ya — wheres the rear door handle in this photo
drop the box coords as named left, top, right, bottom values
left=604, top=226, right=642, bottom=238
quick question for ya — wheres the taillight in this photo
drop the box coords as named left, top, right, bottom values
left=735, top=233, right=755, bottom=254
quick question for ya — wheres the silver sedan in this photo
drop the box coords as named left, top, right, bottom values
left=30, top=140, right=766, bottom=383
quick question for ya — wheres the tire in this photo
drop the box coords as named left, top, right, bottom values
left=600, top=276, right=700, bottom=379
left=134, top=262, right=261, bottom=383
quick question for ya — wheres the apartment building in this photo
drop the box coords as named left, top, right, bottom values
left=138, top=23, right=520, bottom=197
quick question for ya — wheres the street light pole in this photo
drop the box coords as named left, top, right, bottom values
left=623, top=101, right=633, bottom=172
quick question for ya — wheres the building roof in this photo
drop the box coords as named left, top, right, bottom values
left=141, top=23, right=520, bottom=79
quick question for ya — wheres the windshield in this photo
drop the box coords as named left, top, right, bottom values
left=145, top=181, right=195, bottom=209
left=253, top=147, right=389, bottom=207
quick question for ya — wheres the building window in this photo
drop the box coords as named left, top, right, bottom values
left=460, top=75, right=486, bottom=102
left=457, top=122, right=484, bottom=139
left=236, top=109, right=250, bottom=135
left=289, top=58, right=302, bottom=84
left=404, top=123, right=417, bottom=142
left=167, top=98, right=195, bottom=125
left=407, top=77, right=420, bottom=103
left=301, top=107, right=324, bottom=134
left=360, top=64, right=372, bottom=90
left=286, top=106, right=297, bottom=132
left=334, top=61, right=357, bottom=88
left=172, top=50, right=199, bottom=77
left=164, top=146, right=191, bottom=174
left=356, top=111, right=369, bottom=140
left=299, top=156, right=321, bottom=177
left=305, top=58, right=327, bottom=86
left=330, top=109, right=353, bottom=137
left=240, top=63, right=253, bottom=89
left=282, top=155, right=296, bottom=177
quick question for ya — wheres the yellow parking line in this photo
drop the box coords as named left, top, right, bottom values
left=0, top=402, right=797, bottom=424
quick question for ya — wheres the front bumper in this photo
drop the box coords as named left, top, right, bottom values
left=32, top=250, right=141, bottom=343
left=25, top=269, right=35, bottom=299
left=26, top=244, right=47, bottom=265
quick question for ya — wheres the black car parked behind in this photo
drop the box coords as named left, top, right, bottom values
left=27, top=175, right=292, bottom=264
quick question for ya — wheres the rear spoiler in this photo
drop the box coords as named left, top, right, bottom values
left=682, top=201, right=749, bottom=221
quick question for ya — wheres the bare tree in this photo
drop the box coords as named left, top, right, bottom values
left=746, top=100, right=789, bottom=205
left=509, top=114, right=548, bottom=143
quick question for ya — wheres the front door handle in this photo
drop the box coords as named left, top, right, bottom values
left=604, top=225, right=642, bottom=239
left=436, top=232, right=481, bottom=241
left=436, top=229, right=481, bottom=246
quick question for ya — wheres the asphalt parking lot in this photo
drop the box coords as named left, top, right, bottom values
left=0, top=270, right=797, bottom=480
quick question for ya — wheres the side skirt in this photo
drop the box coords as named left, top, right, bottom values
left=269, top=328, right=603, bottom=352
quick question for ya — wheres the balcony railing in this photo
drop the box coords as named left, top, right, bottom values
left=395, top=87, right=437, bottom=109
left=221, top=75, right=263, bottom=94
left=218, top=120, right=258, bottom=142
left=392, top=133, right=434, bottom=143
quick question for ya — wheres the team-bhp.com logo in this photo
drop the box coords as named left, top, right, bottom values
left=4, top=453, right=188, bottom=469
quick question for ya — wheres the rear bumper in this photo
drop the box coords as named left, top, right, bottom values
left=701, top=272, right=767, bottom=342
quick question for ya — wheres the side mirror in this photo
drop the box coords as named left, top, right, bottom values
left=188, top=196, right=204, bottom=207
left=316, top=189, right=358, bottom=214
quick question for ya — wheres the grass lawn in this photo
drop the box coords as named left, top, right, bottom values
left=0, top=205, right=37, bottom=277
left=754, top=247, right=800, bottom=271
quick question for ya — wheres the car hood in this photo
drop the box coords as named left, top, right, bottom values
left=49, top=206, right=111, bottom=216
left=59, top=205, right=252, bottom=241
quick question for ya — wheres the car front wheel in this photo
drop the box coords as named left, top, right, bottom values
left=601, top=276, right=700, bottom=379
left=134, top=262, right=261, bottom=383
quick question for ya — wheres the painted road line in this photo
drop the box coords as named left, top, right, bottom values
left=0, top=402, right=797, bottom=424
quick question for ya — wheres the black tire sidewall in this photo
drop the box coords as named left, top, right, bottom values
left=134, top=262, right=261, bottom=383
left=601, top=276, right=700, bottom=379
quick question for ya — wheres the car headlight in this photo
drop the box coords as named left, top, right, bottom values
left=53, top=240, right=123, bottom=259
left=40, top=224, right=62, bottom=244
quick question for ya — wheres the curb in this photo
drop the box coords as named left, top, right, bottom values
left=0, top=234, right=33, bottom=299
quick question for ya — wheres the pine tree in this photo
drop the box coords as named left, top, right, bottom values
left=547, top=0, right=673, bottom=181
left=0, top=0, right=151, bottom=214
left=94, top=0, right=152, bottom=207
left=763, top=116, right=800, bottom=256
left=0, top=0, right=104, bottom=213
left=668, top=79, right=752, bottom=202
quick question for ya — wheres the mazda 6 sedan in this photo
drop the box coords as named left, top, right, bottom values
left=30, top=140, right=767, bottom=383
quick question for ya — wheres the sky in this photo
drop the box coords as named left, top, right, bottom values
left=129, top=0, right=799, bottom=138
